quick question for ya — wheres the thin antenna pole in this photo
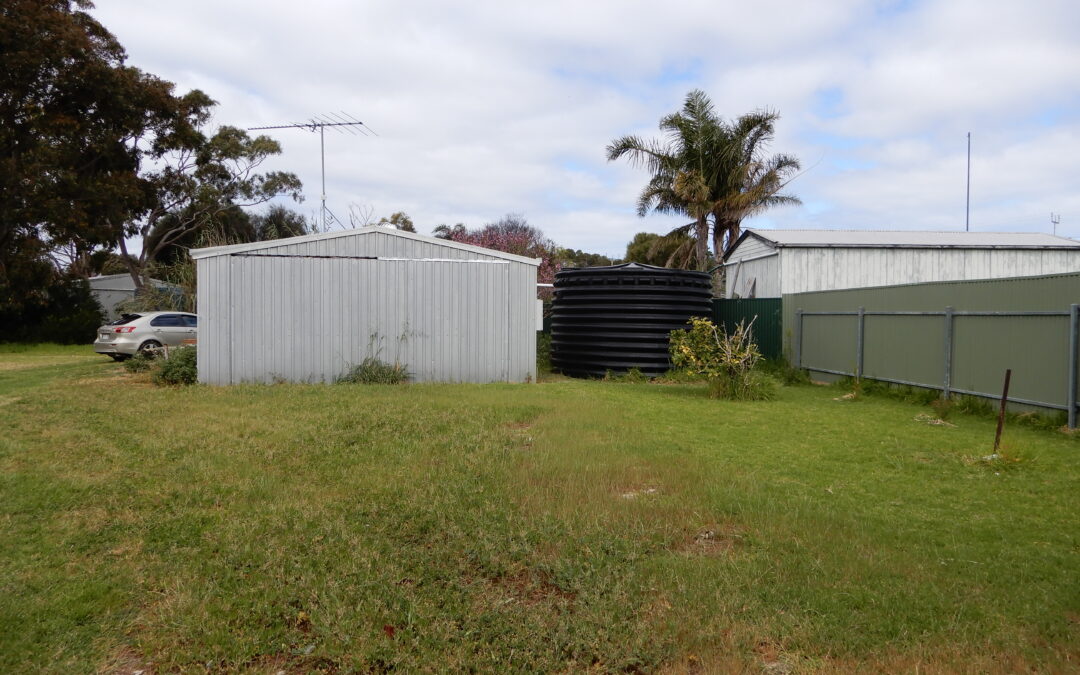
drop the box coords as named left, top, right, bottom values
left=965, top=132, right=971, bottom=232
left=320, top=125, right=326, bottom=231
left=1051, top=212, right=1061, bottom=236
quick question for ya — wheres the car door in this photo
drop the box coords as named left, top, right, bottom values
left=149, top=314, right=190, bottom=347
left=180, top=314, right=198, bottom=345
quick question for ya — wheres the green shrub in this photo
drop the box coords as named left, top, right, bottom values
left=337, top=357, right=410, bottom=385
left=0, top=276, right=104, bottom=344
left=708, top=369, right=778, bottom=400
left=123, top=350, right=157, bottom=373
left=537, top=331, right=552, bottom=373
left=669, top=317, right=777, bottom=400
left=152, top=347, right=197, bottom=386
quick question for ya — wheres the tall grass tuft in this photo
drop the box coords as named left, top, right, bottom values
left=337, top=357, right=410, bottom=384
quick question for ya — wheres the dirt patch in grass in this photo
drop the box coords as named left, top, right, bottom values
left=672, top=524, right=744, bottom=557
left=487, top=568, right=577, bottom=606
left=617, top=485, right=661, bottom=500
left=100, top=645, right=155, bottom=675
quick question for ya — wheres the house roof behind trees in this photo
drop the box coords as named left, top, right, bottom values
left=726, top=229, right=1080, bottom=259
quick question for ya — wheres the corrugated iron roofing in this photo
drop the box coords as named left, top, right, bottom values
left=745, top=229, right=1080, bottom=249
left=190, top=225, right=542, bottom=265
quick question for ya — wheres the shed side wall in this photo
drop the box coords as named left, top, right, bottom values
left=197, top=243, right=536, bottom=384
left=780, top=247, right=1080, bottom=294
left=724, top=254, right=780, bottom=298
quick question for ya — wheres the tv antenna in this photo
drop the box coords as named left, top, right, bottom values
left=1051, top=212, right=1061, bottom=236
left=248, top=112, right=376, bottom=230
left=965, top=132, right=971, bottom=231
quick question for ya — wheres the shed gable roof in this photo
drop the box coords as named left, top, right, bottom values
left=734, top=229, right=1080, bottom=251
left=189, top=225, right=541, bottom=266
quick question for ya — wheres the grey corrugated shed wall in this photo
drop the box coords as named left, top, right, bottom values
left=193, top=228, right=539, bottom=385
left=722, top=230, right=1080, bottom=298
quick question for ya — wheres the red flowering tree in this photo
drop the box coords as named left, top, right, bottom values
left=442, top=215, right=560, bottom=288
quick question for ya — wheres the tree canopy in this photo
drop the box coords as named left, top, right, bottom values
left=0, top=0, right=303, bottom=324
left=607, top=90, right=800, bottom=270
left=623, top=231, right=692, bottom=267
left=438, top=214, right=560, bottom=285
left=376, top=212, right=417, bottom=232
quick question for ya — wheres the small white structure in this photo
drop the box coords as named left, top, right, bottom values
left=191, top=226, right=540, bottom=385
left=88, top=274, right=176, bottom=321
left=721, top=229, right=1080, bottom=298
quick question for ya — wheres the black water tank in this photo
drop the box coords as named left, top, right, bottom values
left=550, top=263, right=713, bottom=377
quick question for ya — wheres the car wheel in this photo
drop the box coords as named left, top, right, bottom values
left=138, top=340, right=162, bottom=354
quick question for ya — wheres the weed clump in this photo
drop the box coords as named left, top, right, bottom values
left=758, top=357, right=810, bottom=386
left=337, top=357, right=410, bottom=385
left=123, top=350, right=157, bottom=373
left=669, top=317, right=777, bottom=400
left=604, top=368, right=647, bottom=383
left=152, top=347, right=197, bottom=386
left=834, top=379, right=1071, bottom=433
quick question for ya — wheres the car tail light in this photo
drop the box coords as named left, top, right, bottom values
left=114, top=326, right=136, bottom=333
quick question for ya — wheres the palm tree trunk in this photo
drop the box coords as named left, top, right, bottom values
left=713, top=216, right=740, bottom=260
left=694, top=215, right=710, bottom=271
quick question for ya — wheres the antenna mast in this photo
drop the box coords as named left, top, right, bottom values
left=965, top=132, right=971, bottom=232
left=1051, top=212, right=1061, bottom=236
left=247, top=112, right=375, bottom=230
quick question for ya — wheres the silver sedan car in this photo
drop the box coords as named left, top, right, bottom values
left=93, top=311, right=198, bottom=360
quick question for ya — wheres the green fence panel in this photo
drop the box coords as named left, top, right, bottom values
left=863, top=314, right=943, bottom=385
left=783, top=272, right=1080, bottom=418
left=711, top=298, right=783, bottom=359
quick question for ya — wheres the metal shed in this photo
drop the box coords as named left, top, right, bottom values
left=88, top=274, right=178, bottom=321
left=190, top=226, right=540, bottom=385
left=721, top=229, right=1080, bottom=298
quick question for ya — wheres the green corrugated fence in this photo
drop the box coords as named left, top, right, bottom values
left=784, top=272, right=1080, bottom=425
left=711, top=298, right=783, bottom=360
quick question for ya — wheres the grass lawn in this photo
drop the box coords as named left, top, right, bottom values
left=1, top=344, right=1077, bottom=673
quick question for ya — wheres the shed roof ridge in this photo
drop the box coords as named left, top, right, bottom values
left=742, top=228, right=1080, bottom=247
left=189, top=225, right=541, bottom=265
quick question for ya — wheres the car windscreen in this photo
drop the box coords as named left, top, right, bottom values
left=107, top=314, right=142, bottom=326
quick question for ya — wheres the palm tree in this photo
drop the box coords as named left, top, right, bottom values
left=607, top=90, right=800, bottom=270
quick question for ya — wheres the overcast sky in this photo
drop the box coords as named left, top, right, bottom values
left=91, top=0, right=1080, bottom=257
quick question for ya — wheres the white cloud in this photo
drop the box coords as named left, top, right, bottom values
left=90, top=0, right=1080, bottom=252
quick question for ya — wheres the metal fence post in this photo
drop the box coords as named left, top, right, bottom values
left=856, top=306, right=865, bottom=380
left=943, top=306, right=954, bottom=400
left=794, top=309, right=803, bottom=369
left=1069, top=303, right=1078, bottom=429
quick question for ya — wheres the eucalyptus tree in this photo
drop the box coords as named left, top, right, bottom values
left=607, top=90, right=800, bottom=270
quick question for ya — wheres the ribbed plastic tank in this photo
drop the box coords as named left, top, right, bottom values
left=550, top=263, right=713, bottom=377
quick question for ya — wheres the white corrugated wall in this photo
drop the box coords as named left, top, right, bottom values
left=778, top=248, right=1080, bottom=295
left=195, top=230, right=537, bottom=384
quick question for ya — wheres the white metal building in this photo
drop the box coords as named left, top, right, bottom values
left=721, top=230, right=1080, bottom=298
left=88, top=274, right=177, bottom=321
left=191, top=226, right=540, bottom=385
